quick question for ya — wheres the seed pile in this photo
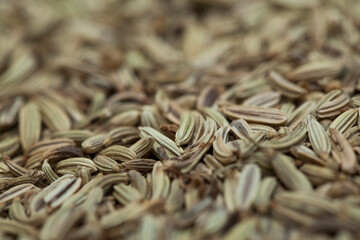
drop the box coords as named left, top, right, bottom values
left=1, top=0, right=360, bottom=239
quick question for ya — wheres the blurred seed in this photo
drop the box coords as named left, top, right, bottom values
left=224, top=218, right=256, bottom=240
left=286, top=60, right=343, bottom=81
left=113, top=183, right=142, bottom=205
left=197, top=85, right=223, bottom=109
left=290, top=145, right=326, bottom=166
left=272, top=153, right=313, bottom=191
left=235, top=164, right=261, bottom=211
left=243, top=91, right=281, bottom=107
left=0, top=135, right=20, bottom=160
left=19, top=102, right=41, bottom=151
left=109, top=109, right=140, bottom=127
left=52, top=130, right=93, bottom=143
left=36, top=97, right=71, bottom=132
left=269, top=71, right=307, bottom=98
left=255, top=177, right=277, bottom=212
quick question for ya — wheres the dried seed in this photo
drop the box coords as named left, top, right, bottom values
left=287, top=101, right=316, bottom=129
left=0, top=184, right=37, bottom=207
left=25, top=138, right=76, bottom=169
left=286, top=60, right=343, bottom=81
left=274, top=191, right=338, bottom=216
left=139, top=127, right=183, bottom=157
left=329, top=128, right=357, bottom=174
left=175, top=111, right=196, bottom=146
left=52, top=130, right=93, bottom=143
left=151, top=162, right=170, bottom=199
left=300, top=164, right=341, bottom=186
left=272, top=153, right=313, bottom=191
left=262, top=123, right=307, bottom=151
left=0, top=97, right=24, bottom=129
left=290, top=145, right=326, bottom=166
left=230, top=119, right=254, bottom=140
left=213, top=127, right=237, bottom=164
left=93, top=155, right=121, bottom=173
left=222, top=105, right=287, bottom=125
left=103, top=126, right=140, bottom=146
left=235, top=164, right=261, bottom=211
left=243, top=91, right=281, bottom=107
left=42, top=160, right=59, bottom=183
left=224, top=218, right=256, bottom=240
left=316, top=92, right=350, bottom=118
left=81, top=134, right=106, bottom=154
left=201, top=107, right=229, bottom=127
left=3, top=155, right=27, bottom=176
left=255, top=177, right=277, bottom=212
left=0, top=135, right=20, bottom=160
left=113, top=183, right=142, bottom=205
left=109, top=109, right=140, bottom=127
left=269, top=71, right=307, bottom=98
left=140, top=106, right=166, bottom=130
left=165, top=179, right=184, bottom=213
left=100, top=145, right=137, bottom=162
left=121, top=158, right=156, bottom=172
left=328, top=108, right=358, bottom=134
left=19, top=102, right=41, bottom=151
left=55, top=157, right=97, bottom=173
left=305, top=115, right=331, bottom=160
left=129, top=136, right=155, bottom=158
left=197, top=85, right=222, bottom=109
left=36, top=97, right=71, bottom=132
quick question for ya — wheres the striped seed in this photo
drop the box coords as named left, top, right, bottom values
left=19, top=102, right=41, bottom=151
left=305, top=115, right=331, bottom=160
left=222, top=105, right=287, bottom=125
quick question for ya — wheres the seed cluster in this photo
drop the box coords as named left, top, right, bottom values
left=1, top=0, right=360, bottom=239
